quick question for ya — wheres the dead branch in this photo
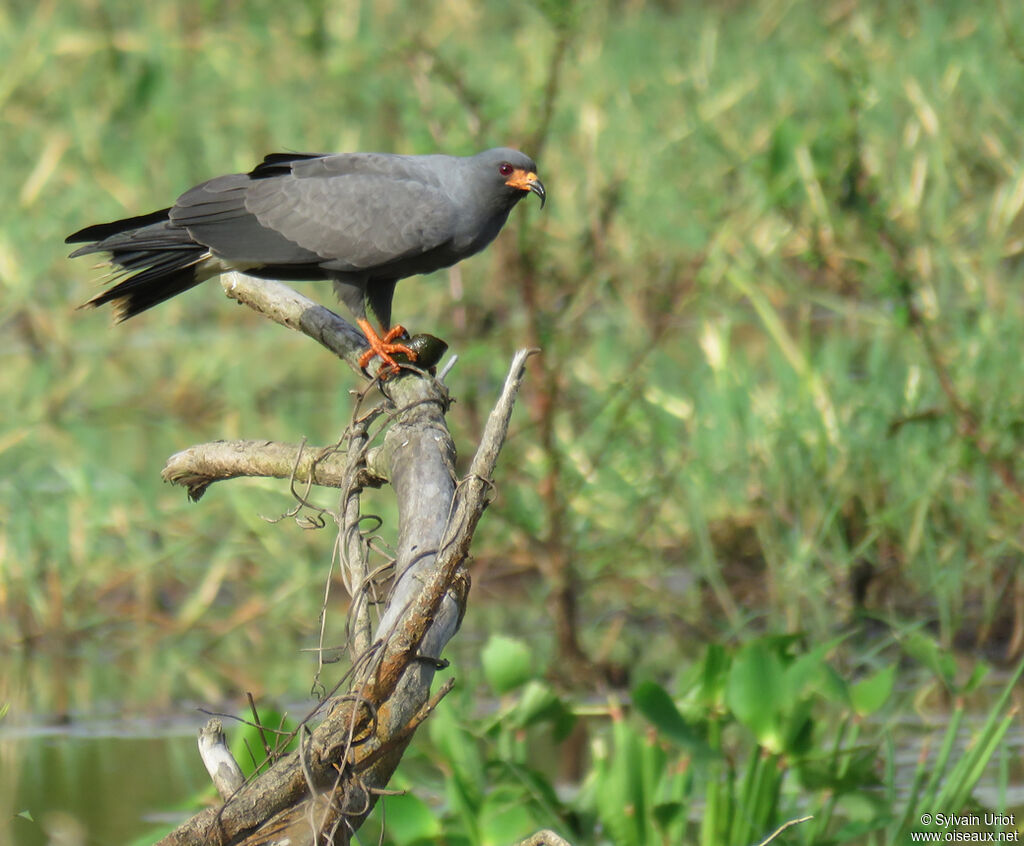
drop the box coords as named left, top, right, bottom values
left=153, top=274, right=537, bottom=845
left=221, top=273, right=368, bottom=373
left=198, top=719, right=246, bottom=801
left=162, top=438, right=385, bottom=501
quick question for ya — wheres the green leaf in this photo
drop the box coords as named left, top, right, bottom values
left=481, top=635, right=536, bottom=694
left=510, top=680, right=565, bottom=728
left=836, top=791, right=888, bottom=823
left=633, top=680, right=713, bottom=758
left=850, top=664, right=896, bottom=716
left=500, top=763, right=564, bottom=816
left=652, top=801, right=685, bottom=832
left=697, top=643, right=730, bottom=709
left=782, top=634, right=850, bottom=701
left=229, top=708, right=297, bottom=777
left=478, top=785, right=539, bottom=846
left=781, top=698, right=815, bottom=756
left=818, top=662, right=854, bottom=705
left=594, top=716, right=649, bottom=846
left=429, top=702, right=486, bottom=819
left=902, top=631, right=957, bottom=690
left=960, top=661, right=990, bottom=695
left=798, top=747, right=882, bottom=793
left=381, top=793, right=442, bottom=845
left=726, top=641, right=785, bottom=750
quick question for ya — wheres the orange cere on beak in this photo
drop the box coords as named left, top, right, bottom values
left=504, top=168, right=546, bottom=208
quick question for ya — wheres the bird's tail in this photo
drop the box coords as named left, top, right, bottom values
left=67, top=209, right=211, bottom=321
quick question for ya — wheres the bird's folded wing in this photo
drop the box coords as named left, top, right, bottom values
left=170, top=170, right=458, bottom=271
left=247, top=174, right=458, bottom=269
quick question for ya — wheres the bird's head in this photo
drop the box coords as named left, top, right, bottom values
left=477, top=148, right=546, bottom=209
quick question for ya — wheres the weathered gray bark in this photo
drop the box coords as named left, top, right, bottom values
left=162, top=438, right=383, bottom=502
left=198, top=719, right=246, bottom=800
left=154, top=273, right=536, bottom=845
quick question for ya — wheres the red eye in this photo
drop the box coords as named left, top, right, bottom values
left=499, top=162, right=514, bottom=176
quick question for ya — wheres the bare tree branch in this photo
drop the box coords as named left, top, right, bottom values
left=154, top=274, right=537, bottom=845
left=220, top=273, right=368, bottom=373
left=162, top=438, right=385, bottom=501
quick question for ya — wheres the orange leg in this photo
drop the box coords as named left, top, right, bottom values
left=356, top=319, right=418, bottom=376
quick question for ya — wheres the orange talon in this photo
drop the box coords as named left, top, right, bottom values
left=356, top=318, right=418, bottom=377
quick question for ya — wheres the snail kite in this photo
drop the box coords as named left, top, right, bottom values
left=67, top=147, right=545, bottom=372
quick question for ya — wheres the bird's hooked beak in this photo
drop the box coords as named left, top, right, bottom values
left=505, top=169, right=546, bottom=209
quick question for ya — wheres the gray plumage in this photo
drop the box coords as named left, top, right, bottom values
left=67, top=147, right=545, bottom=328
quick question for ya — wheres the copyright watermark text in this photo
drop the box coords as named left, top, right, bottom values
left=911, top=813, right=1019, bottom=842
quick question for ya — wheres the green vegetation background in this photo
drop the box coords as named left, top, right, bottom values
left=3, top=0, right=1024, bottom=843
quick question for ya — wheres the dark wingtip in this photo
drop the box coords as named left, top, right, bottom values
left=248, top=152, right=324, bottom=179
left=66, top=208, right=174, bottom=245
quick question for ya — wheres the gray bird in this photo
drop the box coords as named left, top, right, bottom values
left=66, top=147, right=545, bottom=371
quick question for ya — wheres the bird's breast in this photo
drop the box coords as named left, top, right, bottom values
left=451, top=207, right=513, bottom=257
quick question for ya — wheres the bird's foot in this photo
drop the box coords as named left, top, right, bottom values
left=357, top=319, right=418, bottom=378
